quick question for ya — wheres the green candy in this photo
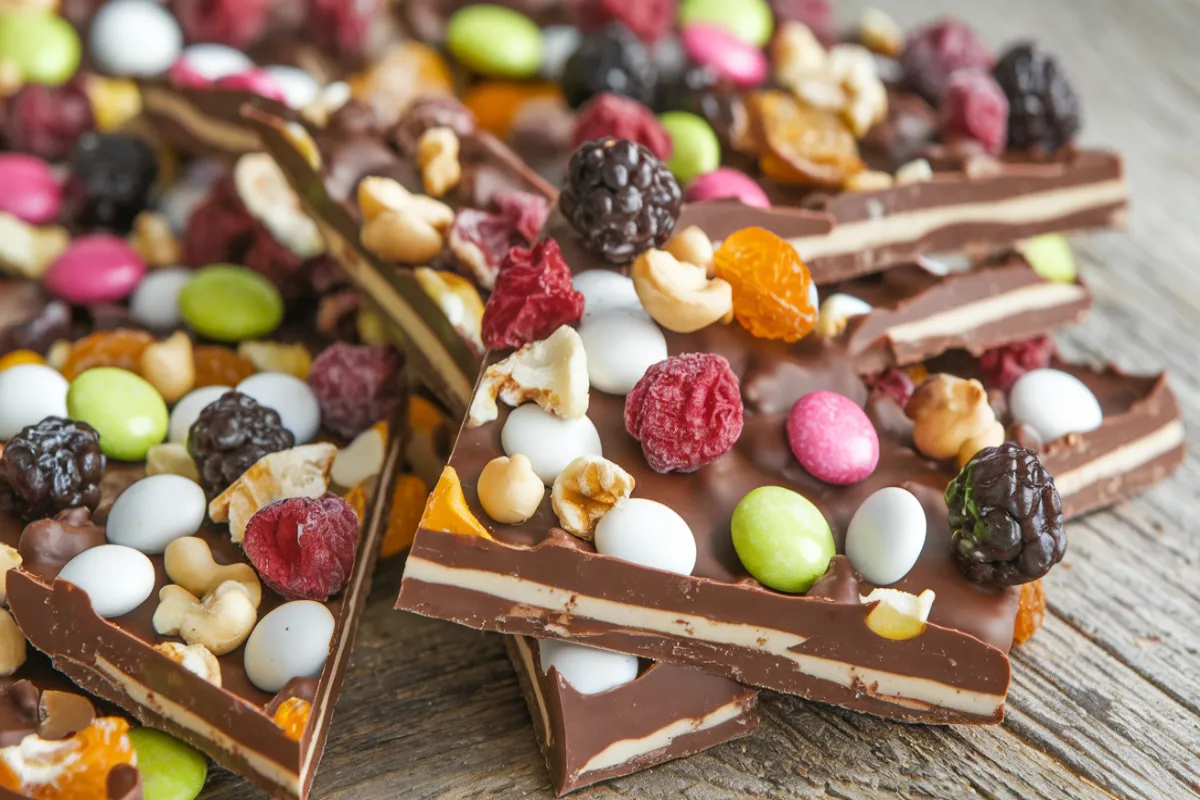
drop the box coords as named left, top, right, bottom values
left=129, top=728, right=207, bottom=800
left=731, top=486, right=835, bottom=594
left=179, top=265, right=284, bottom=343
left=659, top=111, right=721, bottom=185
left=1021, top=234, right=1077, bottom=283
left=67, top=368, right=168, bottom=461
left=446, top=4, right=542, bottom=79
left=0, top=10, right=81, bottom=86
left=679, top=0, right=774, bottom=47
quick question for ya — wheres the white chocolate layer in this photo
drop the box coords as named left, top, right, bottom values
left=887, top=282, right=1089, bottom=345
left=1053, top=419, right=1185, bottom=498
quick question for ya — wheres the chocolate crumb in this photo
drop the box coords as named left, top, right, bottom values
left=38, top=689, right=96, bottom=740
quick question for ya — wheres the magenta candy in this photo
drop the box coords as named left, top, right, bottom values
left=786, top=391, right=879, bottom=485
left=685, top=168, right=771, bottom=208
left=215, top=69, right=287, bottom=103
left=681, top=24, right=768, bottom=88
left=167, top=58, right=212, bottom=89
left=0, top=154, right=62, bottom=225
left=43, top=235, right=147, bottom=305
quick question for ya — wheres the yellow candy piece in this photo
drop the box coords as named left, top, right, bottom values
left=862, top=588, right=935, bottom=641
left=0, top=349, right=45, bottom=372
left=420, top=466, right=491, bottom=539
left=381, top=472, right=430, bottom=558
left=86, top=76, right=142, bottom=133
left=272, top=697, right=311, bottom=742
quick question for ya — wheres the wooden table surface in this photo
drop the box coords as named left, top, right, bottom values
left=204, top=0, right=1200, bottom=796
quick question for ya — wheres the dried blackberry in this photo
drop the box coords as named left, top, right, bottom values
left=559, top=138, right=682, bottom=263
left=946, top=442, right=1065, bottom=587
left=1, top=418, right=104, bottom=522
left=66, top=132, right=158, bottom=233
left=560, top=23, right=657, bottom=110
left=992, top=43, right=1080, bottom=153
left=187, top=391, right=295, bottom=497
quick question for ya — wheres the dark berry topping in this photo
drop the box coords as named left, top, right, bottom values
left=560, top=23, right=658, bottom=110
left=2, top=418, right=104, bottom=522
left=66, top=133, right=159, bottom=234
left=187, top=391, right=294, bottom=497
left=2, top=77, right=95, bottom=162
left=901, top=18, right=993, bottom=106
left=992, top=42, right=1081, bottom=153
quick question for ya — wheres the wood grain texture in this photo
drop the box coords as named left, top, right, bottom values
left=201, top=0, right=1200, bottom=797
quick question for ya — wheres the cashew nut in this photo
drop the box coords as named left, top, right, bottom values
left=139, top=331, right=196, bottom=404
left=164, top=537, right=262, bottom=608
left=362, top=209, right=445, bottom=265
left=0, top=212, right=69, bottom=279
left=860, top=8, right=904, bottom=58
left=417, top=126, right=462, bottom=198
left=130, top=211, right=180, bottom=268
left=905, top=374, right=998, bottom=460
left=0, top=607, right=27, bottom=676
left=664, top=226, right=715, bottom=276
left=357, top=176, right=454, bottom=228
left=957, top=419, right=1006, bottom=468
left=632, top=248, right=734, bottom=333
left=477, top=455, right=545, bottom=524
left=0, top=543, right=22, bottom=606
left=237, top=340, right=312, bottom=379
left=152, top=581, right=258, bottom=656
left=154, top=641, right=223, bottom=686
left=146, top=443, right=200, bottom=482
left=551, top=456, right=635, bottom=540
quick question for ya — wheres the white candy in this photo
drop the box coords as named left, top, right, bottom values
left=264, top=66, right=321, bottom=109
left=577, top=312, right=668, bottom=395
left=0, top=365, right=68, bottom=441
left=176, top=44, right=253, bottom=81
left=159, top=159, right=223, bottom=235
left=572, top=270, right=650, bottom=321
left=821, top=293, right=872, bottom=319
left=808, top=281, right=819, bottom=311
left=243, top=601, right=335, bottom=692
left=89, top=0, right=182, bottom=78
left=538, top=639, right=639, bottom=695
left=129, top=267, right=193, bottom=330
left=1009, top=368, right=1103, bottom=444
left=58, top=545, right=155, bottom=618
left=594, top=498, right=697, bottom=575
left=237, top=372, right=322, bottom=445
left=539, top=25, right=582, bottom=80
left=845, top=487, right=926, bottom=586
left=168, top=385, right=232, bottom=445
left=105, top=475, right=206, bottom=554
left=501, top=404, right=602, bottom=484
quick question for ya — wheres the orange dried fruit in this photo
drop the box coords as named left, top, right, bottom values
left=713, top=227, right=817, bottom=342
left=905, top=363, right=930, bottom=385
left=462, top=81, right=563, bottom=138
left=347, top=42, right=454, bottom=126
left=1012, top=578, right=1046, bottom=647
left=272, top=697, right=311, bottom=742
left=0, top=717, right=136, bottom=799
left=193, top=345, right=256, bottom=388
left=344, top=482, right=370, bottom=522
left=753, top=90, right=862, bottom=187
left=61, top=330, right=155, bottom=381
left=381, top=473, right=430, bottom=558
left=420, top=466, right=492, bottom=539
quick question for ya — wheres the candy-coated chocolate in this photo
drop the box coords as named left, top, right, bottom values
left=106, top=474, right=207, bottom=554
left=214, top=68, right=288, bottom=103
left=845, top=487, right=927, bottom=586
left=446, top=4, right=542, bottom=79
left=684, top=168, right=771, bottom=208
left=58, top=544, right=155, bottom=618
left=659, top=111, right=721, bottom=185
left=0, top=363, right=68, bottom=440
left=0, top=9, right=80, bottom=85
left=130, top=267, right=194, bottom=330
left=594, top=498, right=697, bottom=575
left=178, top=265, right=284, bottom=343
left=539, top=639, right=639, bottom=695
left=731, top=486, right=834, bottom=593
left=128, top=728, right=208, bottom=800
left=680, top=24, right=768, bottom=87
left=243, top=601, right=335, bottom=692
left=577, top=312, right=668, bottom=395
left=0, top=153, right=61, bottom=224
left=237, top=372, right=321, bottom=445
left=263, top=65, right=321, bottom=109
left=1009, top=368, right=1103, bottom=443
left=573, top=270, right=650, bottom=321
left=67, top=367, right=169, bottom=461
left=88, top=0, right=182, bottom=78
left=786, top=391, right=879, bottom=485
left=678, top=0, right=774, bottom=47
left=501, top=404, right=602, bottom=484
left=168, top=385, right=232, bottom=445
left=43, top=234, right=146, bottom=305
left=173, top=43, right=253, bottom=82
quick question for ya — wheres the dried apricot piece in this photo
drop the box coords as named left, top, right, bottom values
left=272, top=697, right=312, bottom=742
left=347, top=42, right=454, bottom=126
left=344, top=482, right=370, bottom=522
left=713, top=227, right=817, bottom=342
left=1012, top=578, right=1046, bottom=647
left=193, top=345, right=256, bottom=388
left=61, top=330, right=155, bottom=381
left=753, top=90, right=863, bottom=187
left=381, top=473, right=430, bottom=557
left=462, top=81, right=563, bottom=138
left=0, top=717, right=136, bottom=799
left=420, top=466, right=492, bottom=539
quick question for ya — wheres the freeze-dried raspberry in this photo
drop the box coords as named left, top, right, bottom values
left=625, top=353, right=744, bottom=473
left=243, top=495, right=360, bottom=601
left=172, top=0, right=270, bottom=49
left=979, top=336, right=1056, bottom=393
left=493, top=191, right=551, bottom=243
left=572, top=93, right=673, bottom=161
left=480, top=238, right=585, bottom=350
left=575, top=0, right=677, bottom=44
left=771, top=0, right=835, bottom=46
left=901, top=18, right=993, bottom=105
left=308, top=0, right=382, bottom=57
left=307, top=343, right=403, bottom=439
left=3, top=78, right=94, bottom=162
left=448, top=193, right=550, bottom=289
left=940, top=69, right=1008, bottom=154
left=864, top=367, right=915, bottom=407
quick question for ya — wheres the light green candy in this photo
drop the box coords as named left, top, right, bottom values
left=679, top=0, right=774, bottom=47
left=67, top=368, right=168, bottom=461
left=0, top=10, right=81, bottom=86
left=179, top=265, right=284, bottom=343
left=446, top=4, right=542, bottom=79
left=659, top=111, right=721, bottom=185
left=129, top=728, right=207, bottom=800
left=731, top=486, right=835, bottom=594
left=1021, top=234, right=1077, bottom=283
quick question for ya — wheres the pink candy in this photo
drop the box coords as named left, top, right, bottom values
left=685, top=168, right=771, bottom=208
left=0, top=154, right=62, bottom=225
left=43, top=235, right=147, bottom=305
left=214, top=69, right=287, bottom=103
left=786, top=391, right=879, bottom=485
left=680, top=24, right=768, bottom=88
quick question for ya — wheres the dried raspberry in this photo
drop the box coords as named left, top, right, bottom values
left=493, top=191, right=551, bottom=243
left=770, top=0, right=835, bottom=47
left=625, top=353, right=744, bottom=473
left=901, top=18, right=994, bottom=106
left=307, top=343, right=403, bottom=439
left=448, top=193, right=550, bottom=290
left=571, top=93, right=673, bottom=161
left=308, top=0, right=382, bottom=57
left=480, top=238, right=585, bottom=350
left=3, top=78, right=94, bottom=162
left=865, top=367, right=915, bottom=407
left=243, top=495, right=360, bottom=601
left=575, top=0, right=677, bottom=44
left=172, top=0, right=271, bottom=49
left=940, top=69, right=1008, bottom=154
left=979, top=336, right=1056, bottom=393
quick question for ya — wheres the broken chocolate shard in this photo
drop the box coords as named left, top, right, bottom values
left=137, top=82, right=294, bottom=156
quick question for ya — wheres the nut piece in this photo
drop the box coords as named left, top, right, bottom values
left=420, top=466, right=492, bottom=539
left=234, top=153, right=325, bottom=259
left=45, top=339, right=71, bottom=371
left=813, top=293, right=873, bottom=338
left=632, top=248, right=734, bottom=333
left=860, top=8, right=904, bottom=57
left=905, top=374, right=999, bottom=460
left=0, top=543, right=22, bottom=605
left=130, top=211, right=180, bottom=268
left=237, top=340, right=312, bottom=379
left=164, top=536, right=262, bottom=608
left=844, top=169, right=894, bottom=192
left=467, top=325, right=589, bottom=427
left=357, top=176, right=454, bottom=264
left=208, top=443, right=337, bottom=543
left=0, top=57, right=22, bottom=99
left=146, top=443, right=200, bottom=482
left=0, top=212, right=69, bottom=279
left=861, top=588, right=935, bottom=641
left=551, top=456, right=635, bottom=540
left=957, top=419, right=1006, bottom=468
left=896, top=158, right=934, bottom=185
left=772, top=22, right=829, bottom=91
left=300, top=81, right=351, bottom=128
left=154, top=641, right=223, bottom=686
left=417, top=126, right=462, bottom=198
left=139, top=331, right=195, bottom=404
left=664, top=226, right=715, bottom=276
left=414, top=267, right=485, bottom=351
left=0, top=608, right=26, bottom=676
left=152, top=581, right=258, bottom=656
left=37, top=690, right=96, bottom=740
left=477, top=455, right=546, bottom=524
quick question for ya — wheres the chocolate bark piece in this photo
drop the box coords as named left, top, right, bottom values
left=505, top=637, right=759, bottom=796
left=137, top=84, right=294, bottom=156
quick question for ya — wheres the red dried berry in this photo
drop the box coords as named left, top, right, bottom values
left=625, top=353, right=744, bottom=473
left=172, top=0, right=270, bottom=49
left=307, top=343, right=403, bottom=439
left=770, top=0, right=836, bottom=47
left=940, top=69, right=1008, bottom=154
left=3, top=78, right=94, bottom=162
left=575, top=0, right=677, bottom=44
left=448, top=193, right=550, bottom=289
left=571, top=93, right=673, bottom=161
left=243, top=495, right=360, bottom=601
left=864, top=367, right=915, bottom=407
left=308, top=0, right=382, bottom=57
left=901, top=18, right=994, bottom=106
left=493, top=191, right=551, bottom=245
left=480, top=238, right=585, bottom=350
left=979, top=336, right=1056, bottom=393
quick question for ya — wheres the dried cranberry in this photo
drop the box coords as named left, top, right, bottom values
left=864, top=367, right=915, bottom=407
left=979, top=336, right=1056, bottom=393
left=243, top=495, right=360, bottom=601
left=770, top=0, right=836, bottom=47
left=493, top=191, right=551, bottom=244
left=172, top=0, right=270, bottom=49
left=901, top=18, right=993, bottom=106
left=447, top=192, right=550, bottom=290
left=307, top=343, right=403, bottom=439
left=575, top=0, right=677, bottom=44
left=309, top=0, right=382, bottom=57
left=480, top=238, right=585, bottom=351
left=940, top=69, right=1008, bottom=154
left=3, top=78, right=94, bottom=162
left=572, top=93, right=673, bottom=161
left=625, top=353, right=744, bottom=473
